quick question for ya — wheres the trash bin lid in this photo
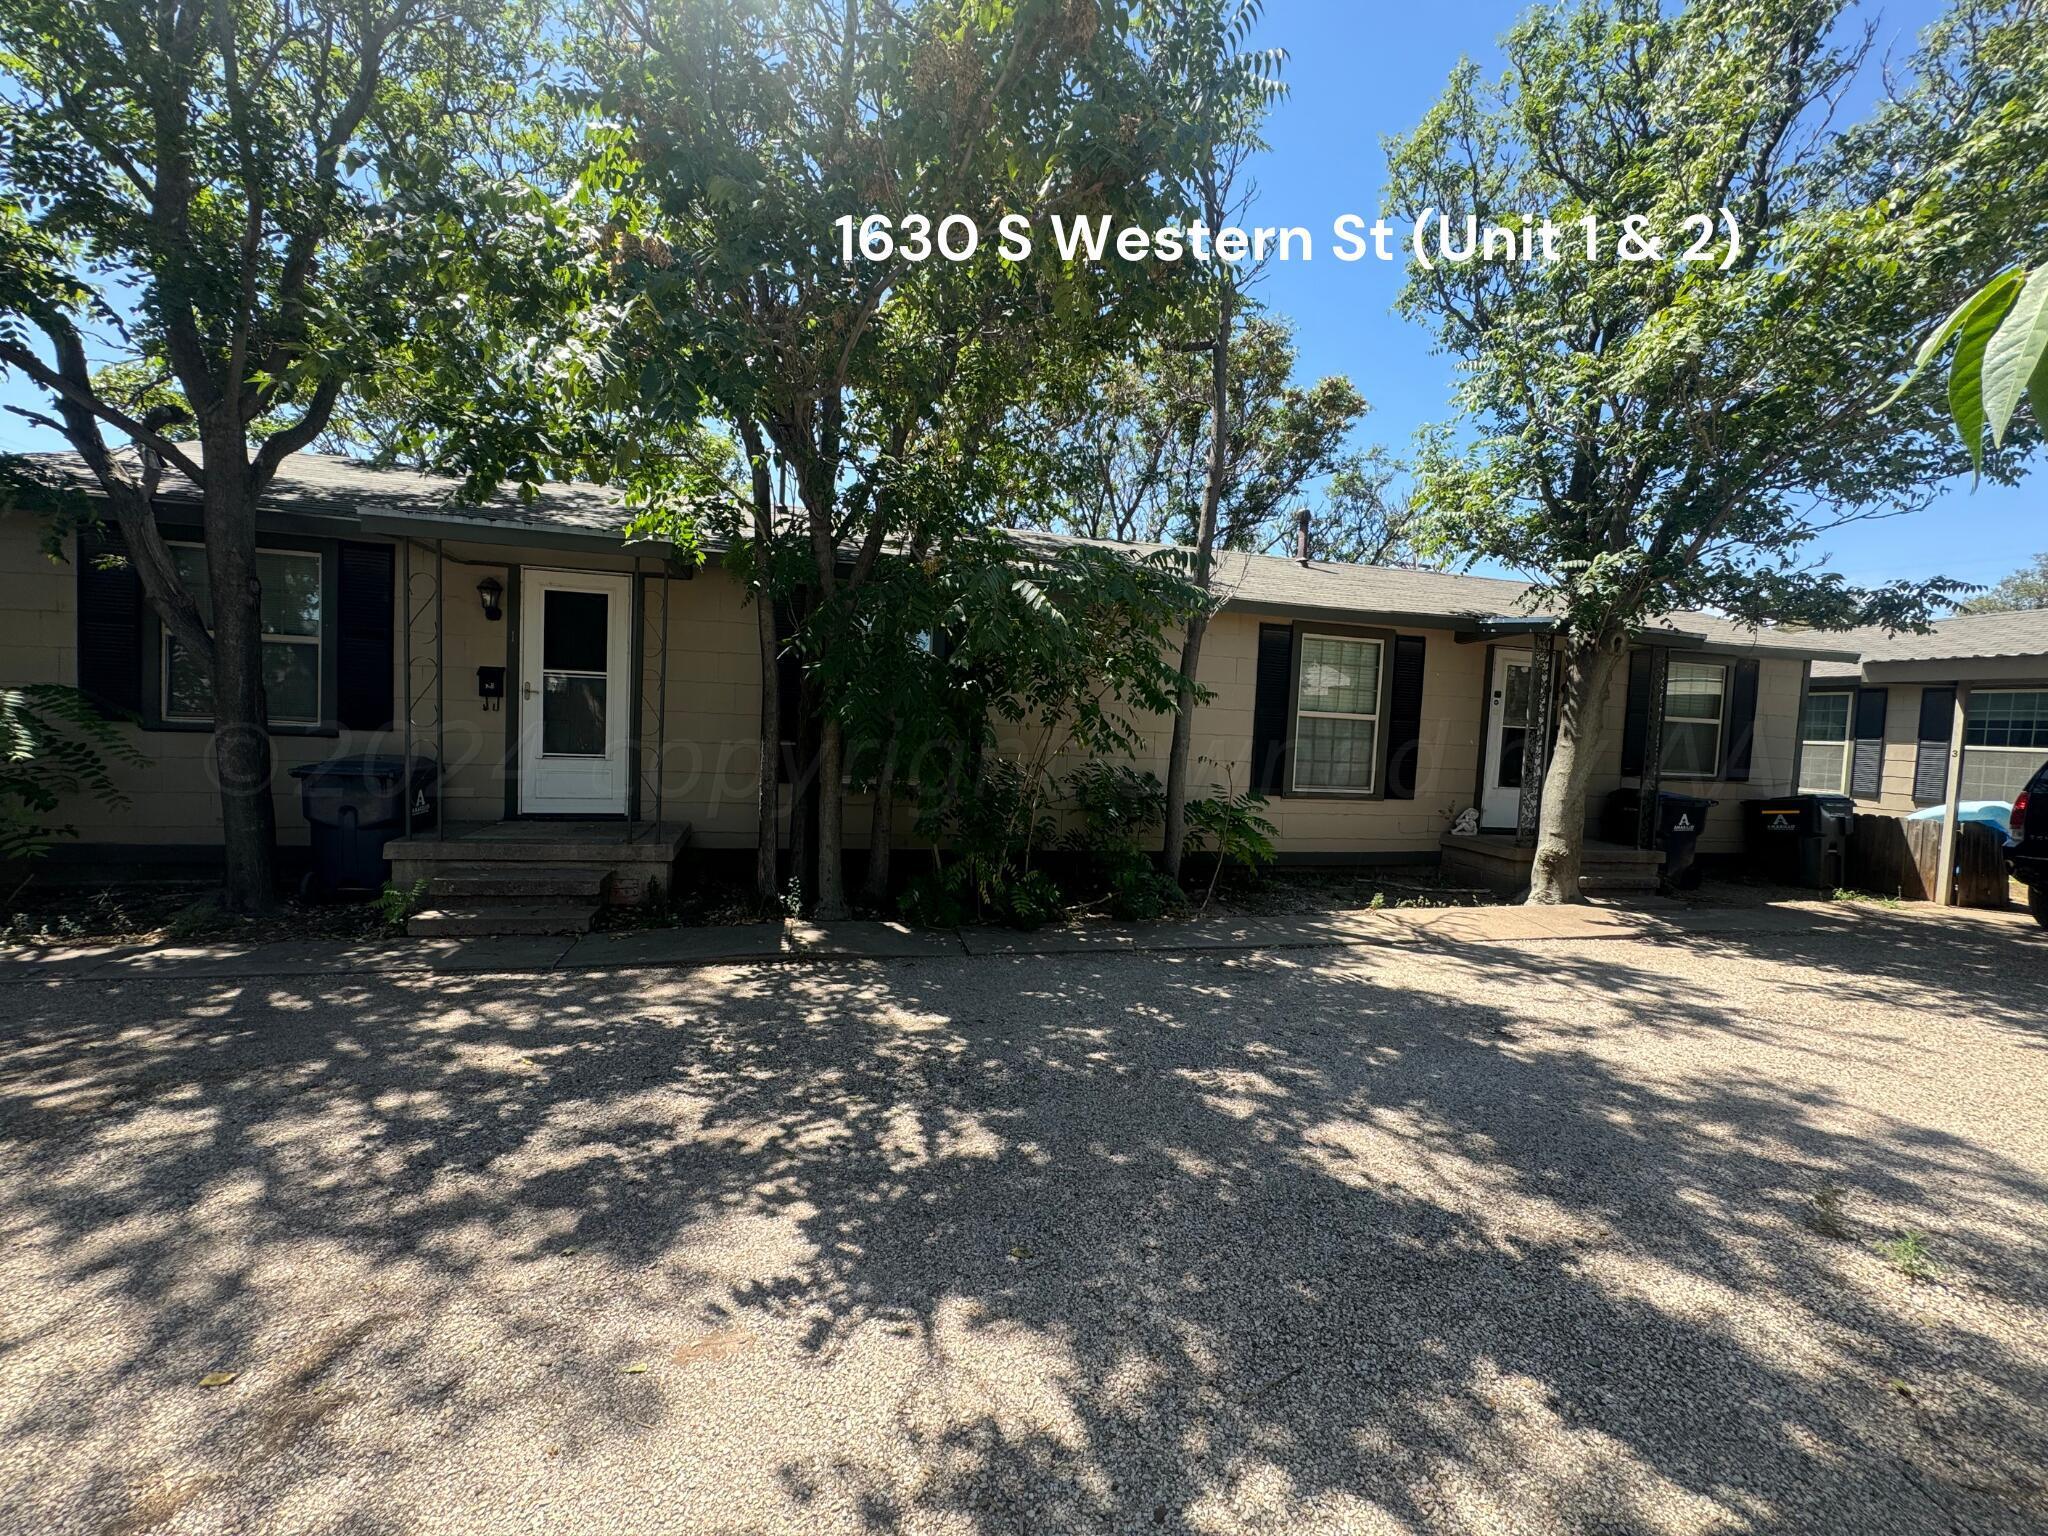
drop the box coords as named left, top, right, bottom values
left=289, top=754, right=437, bottom=783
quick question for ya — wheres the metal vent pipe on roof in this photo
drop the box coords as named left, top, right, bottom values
left=1296, top=506, right=1311, bottom=566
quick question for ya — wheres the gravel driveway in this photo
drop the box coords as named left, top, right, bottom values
left=2, top=909, right=2045, bottom=1535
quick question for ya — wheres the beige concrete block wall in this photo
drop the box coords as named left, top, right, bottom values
left=640, top=565, right=774, bottom=849
left=0, top=499, right=1827, bottom=866
left=0, top=508, right=406, bottom=847
left=422, top=551, right=513, bottom=823
left=977, top=609, right=1487, bottom=857
left=1581, top=653, right=1807, bottom=854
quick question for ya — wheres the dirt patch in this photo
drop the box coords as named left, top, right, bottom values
left=3, top=881, right=390, bottom=949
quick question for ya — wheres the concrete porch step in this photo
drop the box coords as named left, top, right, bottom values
left=426, top=865, right=612, bottom=900
left=408, top=903, right=601, bottom=938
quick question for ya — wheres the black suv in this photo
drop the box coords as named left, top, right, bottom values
left=2012, top=760, right=2048, bottom=928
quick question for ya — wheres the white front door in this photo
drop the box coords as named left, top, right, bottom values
left=518, top=569, right=632, bottom=816
left=1480, top=648, right=1534, bottom=831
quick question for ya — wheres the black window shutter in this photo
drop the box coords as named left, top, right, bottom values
left=1722, top=658, right=1760, bottom=781
left=1250, top=623, right=1295, bottom=794
left=1850, top=686, right=1888, bottom=799
left=1383, top=634, right=1426, bottom=799
left=1911, top=685, right=1956, bottom=805
left=74, top=522, right=145, bottom=718
left=1619, top=649, right=1654, bottom=775
left=335, top=541, right=395, bottom=731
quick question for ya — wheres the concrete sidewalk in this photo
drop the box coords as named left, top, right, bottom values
left=6, top=895, right=2017, bottom=984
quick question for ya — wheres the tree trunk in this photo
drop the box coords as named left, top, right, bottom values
left=202, top=464, right=279, bottom=913
left=862, top=730, right=900, bottom=908
left=1161, top=271, right=1234, bottom=882
left=814, top=716, right=848, bottom=918
left=740, top=417, right=780, bottom=911
left=1526, top=634, right=1622, bottom=906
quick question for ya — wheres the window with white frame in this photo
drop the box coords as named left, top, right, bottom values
left=1660, top=660, right=1727, bottom=778
left=1292, top=633, right=1382, bottom=792
left=1797, top=690, right=1852, bottom=794
left=162, top=544, right=323, bottom=724
left=1961, top=689, right=2048, bottom=802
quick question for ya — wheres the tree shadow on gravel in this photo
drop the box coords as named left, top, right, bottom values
left=1, top=924, right=2045, bottom=1535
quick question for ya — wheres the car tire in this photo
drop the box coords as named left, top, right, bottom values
left=2031, top=881, right=2048, bottom=930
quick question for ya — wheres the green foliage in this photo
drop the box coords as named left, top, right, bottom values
left=1856, top=0, right=2048, bottom=472
left=375, top=878, right=429, bottom=932
left=1183, top=788, right=1278, bottom=879
left=905, top=759, right=1062, bottom=929
left=1885, top=264, right=2048, bottom=472
left=1961, top=550, right=2048, bottom=613
left=0, top=685, right=148, bottom=863
left=1013, top=315, right=1398, bottom=559
left=1066, top=763, right=1182, bottom=920
left=0, top=0, right=538, bottom=446
left=1, top=0, right=541, bottom=910
left=1387, top=0, right=1996, bottom=647
left=1875, top=1229, right=1938, bottom=1281
left=1068, top=763, right=1169, bottom=854
left=832, top=529, right=1210, bottom=861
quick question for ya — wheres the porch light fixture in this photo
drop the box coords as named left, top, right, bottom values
left=476, top=575, right=504, bottom=622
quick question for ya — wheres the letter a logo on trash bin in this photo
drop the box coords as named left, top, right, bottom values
left=1768, top=813, right=1793, bottom=831
left=1674, top=813, right=1694, bottom=832
left=413, top=790, right=429, bottom=816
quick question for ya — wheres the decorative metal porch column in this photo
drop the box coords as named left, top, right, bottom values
left=399, top=539, right=447, bottom=840
left=634, top=556, right=673, bottom=842
left=1634, top=646, right=1669, bottom=851
left=1515, top=630, right=1557, bottom=848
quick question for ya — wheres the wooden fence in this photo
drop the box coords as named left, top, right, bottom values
left=1846, top=814, right=2009, bottom=907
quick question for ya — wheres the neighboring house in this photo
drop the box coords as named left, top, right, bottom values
left=1, top=452, right=1857, bottom=898
left=1796, top=609, right=2048, bottom=813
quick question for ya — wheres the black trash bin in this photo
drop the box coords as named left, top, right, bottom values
left=291, top=755, right=438, bottom=897
left=1744, top=793, right=1855, bottom=890
left=1655, top=791, right=1714, bottom=889
left=1602, top=787, right=1717, bottom=890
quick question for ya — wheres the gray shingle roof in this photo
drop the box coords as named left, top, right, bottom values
left=1014, top=529, right=1855, bottom=658
left=28, top=448, right=631, bottom=539
left=1808, top=606, right=2048, bottom=679
left=25, top=448, right=1857, bottom=659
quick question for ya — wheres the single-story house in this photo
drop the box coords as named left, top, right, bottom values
left=2, top=451, right=1862, bottom=910
left=1796, top=608, right=2048, bottom=813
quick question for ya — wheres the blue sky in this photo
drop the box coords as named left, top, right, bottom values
left=1236, top=0, right=2039, bottom=595
left=2, top=0, right=2036, bottom=595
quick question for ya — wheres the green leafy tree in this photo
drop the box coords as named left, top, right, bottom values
left=1141, top=0, right=1288, bottom=886
left=1388, top=0, right=1983, bottom=904
left=1312, top=450, right=1433, bottom=568
left=1, top=685, right=150, bottom=883
left=894, top=534, right=1211, bottom=925
left=1961, top=551, right=2048, bottom=612
left=0, top=0, right=531, bottom=910
left=461, top=0, right=1187, bottom=918
left=1884, top=263, right=2048, bottom=469
left=1015, top=315, right=1398, bottom=559
left=1862, top=1, right=2047, bottom=463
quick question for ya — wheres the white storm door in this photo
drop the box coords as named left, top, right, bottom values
left=518, top=570, right=632, bottom=815
left=1480, top=649, right=1533, bottom=831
